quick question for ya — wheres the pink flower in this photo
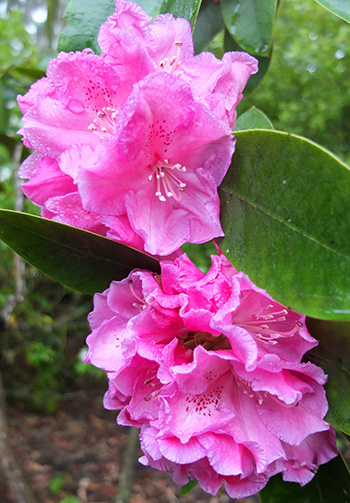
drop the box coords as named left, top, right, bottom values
left=77, top=72, right=235, bottom=255
left=99, top=0, right=258, bottom=128
left=17, top=1, right=257, bottom=255
left=85, top=253, right=337, bottom=498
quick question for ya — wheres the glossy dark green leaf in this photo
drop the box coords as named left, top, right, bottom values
left=260, top=455, right=350, bottom=503
left=0, top=210, right=160, bottom=295
left=224, top=30, right=271, bottom=96
left=221, top=0, right=277, bottom=56
left=235, top=107, right=274, bottom=131
left=159, top=0, right=202, bottom=28
left=193, top=1, right=224, bottom=54
left=314, top=0, right=350, bottom=22
left=307, top=318, right=350, bottom=434
left=58, top=0, right=115, bottom=53
left=219, top=130, right=350, bottom=320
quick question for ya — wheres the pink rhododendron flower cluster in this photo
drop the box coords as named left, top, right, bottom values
left=17, top=0, right=257, bottom=256
left=85, top=252, right=337, bottom=498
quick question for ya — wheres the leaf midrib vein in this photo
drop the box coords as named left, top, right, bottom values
left=221, top=187, right=350, bottom=262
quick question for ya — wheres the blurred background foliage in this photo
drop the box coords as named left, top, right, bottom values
left=1, top=0, right=350, bottom=413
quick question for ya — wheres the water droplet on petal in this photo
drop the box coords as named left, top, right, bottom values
left=67, top=99, right=84, bottom=114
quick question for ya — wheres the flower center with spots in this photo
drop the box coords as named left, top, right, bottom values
left=148, top=159, right=186, bottom=202
left=232, top=290, right=303, bottom=345
left=182, top=331, right=231, bottom=352
left=88, top=106, right=118, bottom=139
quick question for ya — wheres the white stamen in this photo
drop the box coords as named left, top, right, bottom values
left=156, top=41, right=183, bottom=73
left=88, top=106, right=118, bottom=138
left=149, top=159, right=187, bottom=202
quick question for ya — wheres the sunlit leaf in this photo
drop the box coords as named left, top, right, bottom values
left=314, top=0, right=350, bottom=22
left=0, top=210, right=160, bottom=294
left=159, top=0, right=202, bottom=29
left=58, top=0, right=115, bottom=53
left=235, top=107, right=274, bottom=131
left=260, top=455, right=350, bottom=503
left=221, top=0, right=277, bottom=56
left=219, top=130, right=350, bottom=320
left=307, top=318, right=350, bottom=434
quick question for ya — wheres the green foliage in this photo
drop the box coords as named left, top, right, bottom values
left=315, top=0, right=350, bottom=22
left=135, top=0, right=163, bottom=17
left=59, top=497, right=81, bottom=503
left=260, top=455, right=350, bottom=503
left=219, top=130, right=350, bottom=320
left=246, top=0, right=350, bottom=163
left=1, top=0, right=350, bottom=500
left=0, top=10, right=38, bottom=74
left=159, top=0, right=202, bottom=28
left=58, top=0, right=115, bottom=53
left=0, top=210, right=161, bottom=295
left=1, top=270, right=94, bottom=412
left=307, top=318, right=350, bottom=434
left=221, top=0, right=277, bottom=56
left=193, top=1, right=223, bottom=54
left=235, top=106, right=274, bottom=130
left=180, top=479, right=198, bottom=496
left=49, top=474, right=65, bottom=494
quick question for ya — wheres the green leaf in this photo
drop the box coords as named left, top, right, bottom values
left=260, top=455, right=350, bottom=503
left=218, top=130, right=350, bottom=320
left=58, top=0, right=115, bottom=53
left=314, top=0, right=350, bottom=23
left=180, top=479, right=198, bottom=496
left=307, top=318, right=350, bottom=434
left=134, top=0, right=163, bottom=17
left=0, top=210, right=160, bottom=295
left=235, top=107, right=274, bottom=131
left=220, top=0, right=277, bottom=56
left=193, top=1, right=224, bottom=54
left=159, top=0, right=202, bottom=29
left=224, top=30, right=271, bottom=96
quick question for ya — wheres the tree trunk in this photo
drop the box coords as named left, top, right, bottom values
left=115, top=427, right=140, bottom=503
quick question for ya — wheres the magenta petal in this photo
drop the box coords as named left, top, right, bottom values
left=85, top=317, right=129, bottom=372
left=224, top=473, right=269, bottom=500
left=22, top=95, right=100, bottom=157
left=101, top=34, right=155, bottom=104
left=180, top=52, right=225, bottom=99
left=18, top=151, right=43, bottom=179
left=158, top=435, right=206, bottom=464
left=148, top=14, right=194, bottom=68
left=47, top=50, right=120, bottom=115
left=98, top=0, right=152, bottom=54
left=257, top=380, right=330, bottom=445
left=21, top=156, right=76, bottom=207
left=17, top=77, right=54, bottom=114
left=45, top=193, right=106, bottom=234
left=281, top=428, right=338, bottom=485
left=160, top=372, right=236, bottom=443
left=199, top=432, right=256, bottom=477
